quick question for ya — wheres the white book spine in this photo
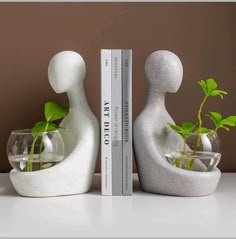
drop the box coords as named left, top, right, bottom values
left=122, top=49, right=133, bottom=196
left=101, top=49, right=112, bottom=196
left=111, top=49, right=123, bottom=195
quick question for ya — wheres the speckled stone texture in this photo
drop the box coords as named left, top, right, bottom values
left=133, top=50, right=221, bottom=197
left=10, top=51, right=100, bottom=197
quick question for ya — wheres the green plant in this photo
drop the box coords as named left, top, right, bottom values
left=168, top=122, right=197, bottom=155
left=168, top=122, right=198, bottom=170
left=206, top=112, right=236, bottom=132
left=26, top=102, right=69, bottom=172
left=168, top=78, right=236, bottom=171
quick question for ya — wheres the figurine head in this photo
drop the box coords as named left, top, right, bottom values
left=145, top=50, right=183, bottom=93
left=48, top=51, right=86, bottom=94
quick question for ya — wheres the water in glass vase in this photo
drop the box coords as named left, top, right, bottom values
left=165, top=151, right=221, bottom=172
left=9, top=155, right=64, bottom=172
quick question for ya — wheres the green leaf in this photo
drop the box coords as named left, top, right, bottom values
left=167, top=123, right=183, bottom=135
left=199, top=78, right=228, bottom=98
left=220, top=116, right=236, bottom=126
left=181, top=122, right=196, bottom=130
left=32, top=121, right=59, bottom=137
left=206, top=78, right=217, bottom=93
left=167, top=123, right=182, bottom=132
left=220, top=125, right=230, bottom=131
left=210, top=90, right=228, bottom=99
left=168, top=122, right=197, bottom=139
left=206, top=112, right=222, bottom=126
left=226, top=116, right=236, bottom=122
left=198, top=80, right=208, bottom=95
left=44, top=102, right=69, bottom=122
left=207, top=112, right=236, bottom=132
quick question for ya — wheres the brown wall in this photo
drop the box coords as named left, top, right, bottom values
left=0, top=3, right=236, bottom=173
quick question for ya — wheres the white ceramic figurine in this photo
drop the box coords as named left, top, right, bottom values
left=10, top=51, right=100, bottom=197
left=133, top=50, right=221, bottom=196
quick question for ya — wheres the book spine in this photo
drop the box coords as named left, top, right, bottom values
left=122, top=50, right=133, bottom=196
left=111, top=49, right=123, bottom=195
left=101, top=49, right=112, bottom=196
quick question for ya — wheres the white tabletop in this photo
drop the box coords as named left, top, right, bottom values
left=0, top=173, right=236, bottom=238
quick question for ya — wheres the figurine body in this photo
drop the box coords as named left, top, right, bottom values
left=133, top=50, right=221, bottom=196
left=10, top=51, right=99, bottom=197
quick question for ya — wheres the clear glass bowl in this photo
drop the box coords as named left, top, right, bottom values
left=165, top=131, right=222, bottom=172
left=7, top=129, right=65, bottom=172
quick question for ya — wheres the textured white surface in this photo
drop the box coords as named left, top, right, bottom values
left=0, top=173, right=236, bottom=238
left=134, top=50, right=221, bottom=196
left=9, top=51, right=100, bottom=197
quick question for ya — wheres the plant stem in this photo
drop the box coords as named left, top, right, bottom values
left=184, top=159, right=191, bottom=171
left=195, top=95, right=208, bottom=151
left=182, top=137, right=187, bottom=155
left=38, top=122, right=49, bottom=170
left=198, top=95, right=208, bottom=132
left=181, top=137, right=193, bottom=170
left=38, top=135, right=44, bottom=170
left=185, top=95, right=209, bottom=171
left=189, top=159, right=194, bottom=171
left=26, top=136, right=37, bottom=172
left=175, top=158, right=180, bottom=168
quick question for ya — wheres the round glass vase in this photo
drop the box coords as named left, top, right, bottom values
left=165, top=130, right=222, bottom=172
left=7, top=129, right=65, bottom=172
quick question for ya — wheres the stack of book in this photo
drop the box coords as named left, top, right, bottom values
left=101, top=49, right=132, bottom=196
